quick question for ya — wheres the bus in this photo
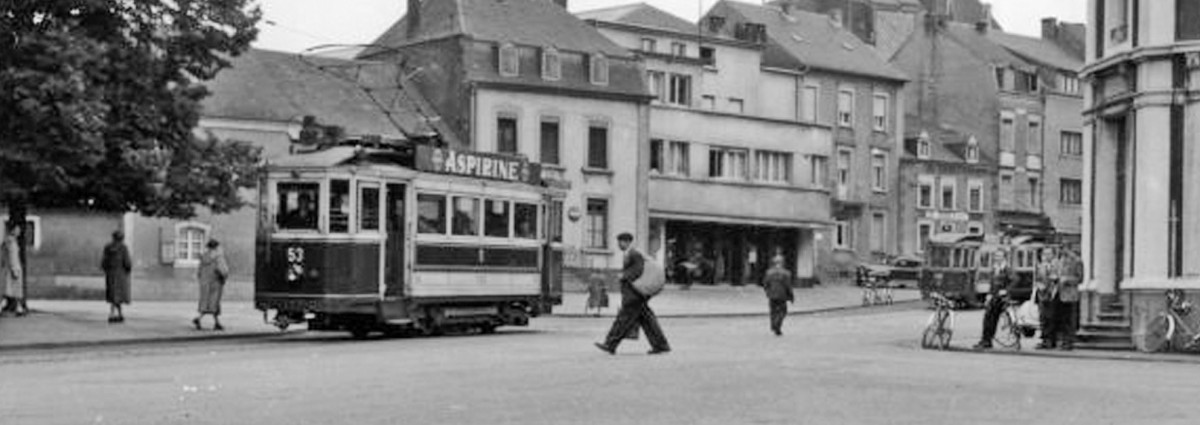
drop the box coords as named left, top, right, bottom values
left=254, top=141, right=563, bottom=338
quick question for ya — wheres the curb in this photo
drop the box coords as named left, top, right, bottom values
left=554, top=299, right=922, bottom=319
left=0, top=330, right=297, bottom=353
left=919, top=344, right=1200, bottom=365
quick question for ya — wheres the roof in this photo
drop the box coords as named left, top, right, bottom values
left=360, top=0, right=630, bottom=58
left=202, top=49, right=444, bottom=141
left=576, top=2, right=699, bottom=34
left=987, top=31, right=1083, bottom=72
left=708, top=1, right=908, bottom=82
left=942, top=23, right=1033, bottom=71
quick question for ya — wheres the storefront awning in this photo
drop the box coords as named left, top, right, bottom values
left=650, top=210, right=833, bottom=229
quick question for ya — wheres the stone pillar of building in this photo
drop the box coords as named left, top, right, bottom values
left=1127, top=62, right=1174, bottom=287
left=796, top=229, right=816, bottom=280
left=1087, top=117, right=1118, bottom=294
left=1182, top=55, right=1200, bottom=277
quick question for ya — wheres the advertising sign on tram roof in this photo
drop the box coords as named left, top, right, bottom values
left=414, top=145, right=542, bottom=185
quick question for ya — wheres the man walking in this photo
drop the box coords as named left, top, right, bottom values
left=762, top=255, right=793, bottom=336
left=595, top=232, right=670, bottom=355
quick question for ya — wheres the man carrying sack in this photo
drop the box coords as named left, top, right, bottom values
left=595, top=232, right=670, bottom=355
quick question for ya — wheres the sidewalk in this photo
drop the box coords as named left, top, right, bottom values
left=558, top=284, right=922, bottom=318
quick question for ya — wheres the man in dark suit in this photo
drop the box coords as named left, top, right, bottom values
left=762, top=255, right=794, bottom=336
left=595, top=232, right=670, bottom=355
left=974, top=253, right=1017, bottom=350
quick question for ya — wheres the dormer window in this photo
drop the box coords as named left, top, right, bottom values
left=590, top=53, right=609, bottom=86
left=966, top=136, right=979, bottom=163
left=541, top=47, right=560, bottom=81
left=917, top=132, right=932, bottom=159
left=499, top=43, right=519, bottom=77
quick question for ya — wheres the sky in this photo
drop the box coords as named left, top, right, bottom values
left=252, top=0, right=1086, bottom=54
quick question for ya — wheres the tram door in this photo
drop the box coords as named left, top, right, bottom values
left=384, top=184, right=407, bottom=298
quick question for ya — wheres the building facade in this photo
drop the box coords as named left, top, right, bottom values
left=1083, top=0, right=1200, bottom=349
left=580, top=3, right=833, bottom=285
left=359, top=0, right=651, bottom=285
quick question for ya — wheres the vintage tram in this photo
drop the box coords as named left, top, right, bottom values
left=254, top=141, right=562, bottom=337
left=918, top=233, right=1047, bottom=308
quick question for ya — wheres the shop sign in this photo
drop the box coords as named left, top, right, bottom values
left=416, top=146, right=541, bottom=184
left=922, top=210, right=970, bottom=222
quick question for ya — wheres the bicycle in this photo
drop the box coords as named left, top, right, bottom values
left=921, top=292, right=955, bottom=349
left=1143, top=289, right=1200, bottom=352
left=992, top=294, right=1026, bottom=350
left=861, top=276, right=894, bottom=306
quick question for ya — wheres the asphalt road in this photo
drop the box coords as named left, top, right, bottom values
left=1, top=305, right=1195, bottom=425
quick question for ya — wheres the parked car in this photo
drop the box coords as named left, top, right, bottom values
left=887, top=255, right=923, bottom=288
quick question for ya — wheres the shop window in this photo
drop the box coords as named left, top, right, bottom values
left=541, top=47, right=560, bottom=81
left=587, top=123, right=609, bottom=169
left=497, top=115, right=518, bottom=155
left=668, top=73, right=691, bottom=106
left=329, top=180, right=350, bottom=233
left=484, top=200, right=511, bottom=238
left=586, top=199, right=608, bottom=249
left=173, top=222, right=210, bottom=267
left=499, top=43, right=519, bottom=77
left=452, top=197, right=480, bottom=236
left=514, top=203, right=538, bottom=239
left=417, top=194, right=447, bottom=235
left=540, top=118, right=560, bottom=165
left=276, top=182, right=320, bottom=231
left=359, top=183, right=380, bottom=232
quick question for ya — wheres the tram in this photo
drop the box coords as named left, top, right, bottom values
left=918, top=233, right=1046, bottom=308
left=254, top=140, right=563, bottom=337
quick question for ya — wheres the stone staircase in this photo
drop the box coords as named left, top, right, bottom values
left=1075, top=294, right=1135, bottom=350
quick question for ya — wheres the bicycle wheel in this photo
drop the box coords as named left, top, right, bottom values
left=921, top=323, right=936, bottom=349
left=993, top=311, right=1020, bottom=349
left=934, top=311, right=954, bottom=349
left=1142, top=315, right=1173, bottom=353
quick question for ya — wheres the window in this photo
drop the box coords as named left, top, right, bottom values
left=837, top=89, right=854, bottom=127
left=728, top=97, right=744, bottom=114
left=917, top=134, right=931, bottom=159
left=329, top=179, right=350, bottom=233
left=358, top=183, right=380, bottom=232
left=587, top=123, right=608, bottom=169
left=667, top=141, right=690, bottom=176
left=497, top=115, right=518, bottom=154
left=940, top=178, right=957, bottom=210
left=1029, top=178, right=1041, bottom=210
left=1057, top=73, right=1080, bottom=94
left=668, top=73, right=691, bottom=106
left=1060, top=131, right=1083, bottom=156
left=700, top=46, right=715, bottom=64
left=872, top=93, right=888, bottom=131
left=968, top=180, right=984, bottom=212
left=918, top=176, right=934, bottom=209
left=995, top=67, right=1008, bottom=90
left=671, top=42, right=686, bottom=56
left=175, top=224, right=208, bottom=265
left=701, top=95, right=716, bottom=110
left=917, top=222, right=933, bottom=252
left=870, top=213, right=886, bottom=252
left=836, top=149, right=852, bottom=186
left=641, top=38, right=657, bottom=52
left=810, top=155, right=827, bottom=186
left=417, top=194, right=447, bottom=234
left=709, top=147, right=748, bottom=180
left=277, top=182, right=320, bottom=231
left=754, top=150, right=791, bottom=183
left=452, top=197, right=480, bottom=236
left=0, top=216, right=40, bottom=251
left=1061, top=178, right=1083, bottom=205
left=484, top=199, right=510, bottom=238
left=499, top=43, right=519, bottom=77
left=514, top=203, right=538, bottom=239
left=966, top=137, right=979, bottom=163
left=835, top=221, right=851, bottom=248
left=1000, top=173, right=1014, bottom=208
left=650, top=139, right=663, bottom=174
left=1000, top=115, right=1015, bottom=151
left=586, top=199, right=608, bottom=249
left=647, top=71, right=666, bottom=102
left=801, top=85, right=819, bottom=122
left=1028, top=118, right=1042, bottom=155
left=589, top=54, right=608, bottom=85
left=541, top=47, right=560, bottom=80
left=1179, top=0, right=1200, bottom=40
left=540, top=118, right=560, bottom=165
left=871, top=151, right=887, bottom=192
left=967, top=222, right=984, bottom=235
left=1022, top=72, right=1040, bottom=93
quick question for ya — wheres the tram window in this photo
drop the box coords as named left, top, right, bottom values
left=452, top=197, right=481, bottom=236
left=359, top=184, right=380, bottom=232
left=329, top=180, right=350, bottom=233
left=277, top=182, right=319, bottom=231
left=514, top=203, right=538, bottom=239
left=417, top=194, right=447, bottom=234
left=485, top=200, right=511, bottom=238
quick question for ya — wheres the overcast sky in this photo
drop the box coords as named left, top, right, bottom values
left=252, top=0, right=1086, bottom=54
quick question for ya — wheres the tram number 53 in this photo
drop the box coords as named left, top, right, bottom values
left=286, top=246, right=305, bottom=283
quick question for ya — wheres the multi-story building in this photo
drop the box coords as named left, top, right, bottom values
left=358, top=0, right=651, bottom=282
left=703, top=1, right=908, bottom=282
left=1083, top=0, right=1200, bottom=350
left=579, top=3, right=833, bottom=285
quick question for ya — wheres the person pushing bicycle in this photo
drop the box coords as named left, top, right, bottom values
left=974, top=252, right=1018, bottom=350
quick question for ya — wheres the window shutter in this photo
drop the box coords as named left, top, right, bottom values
left=159, top=227, right=176, bottom=265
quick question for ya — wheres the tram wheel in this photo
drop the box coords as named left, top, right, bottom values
left=480, top=324, right=497, bottom=335
left=349, top=326, right=371, bottom=340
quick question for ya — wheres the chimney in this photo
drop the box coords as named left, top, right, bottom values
left=1041, top=17, right=1059, bottom=40
left=975, top=3, right=991, bottom=33
left=406, top=0, right=421, bottom=39
left=551, top=0, right=568, bottom=8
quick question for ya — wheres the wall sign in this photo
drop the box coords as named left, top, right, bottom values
left=416, top=145, right=541, bottom=185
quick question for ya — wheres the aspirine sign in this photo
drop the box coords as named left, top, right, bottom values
left=416, top=146, right=541, bottom=185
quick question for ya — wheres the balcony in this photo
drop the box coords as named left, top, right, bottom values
left=638, top=50, right=714, bottom=67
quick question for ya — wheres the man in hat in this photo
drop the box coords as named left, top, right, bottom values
left=595, top=232, right=670, bottom=355
left=762, top=255, right=794, bottom=336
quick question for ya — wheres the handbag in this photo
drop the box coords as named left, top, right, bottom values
left=1017, top=287, right=1040, bottom=328
left=632, top=258, right=666, bottom=297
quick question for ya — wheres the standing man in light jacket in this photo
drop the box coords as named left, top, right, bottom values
left=595, top=232, right=670, bottom=355
left=762, top=255, right=794, bottom=336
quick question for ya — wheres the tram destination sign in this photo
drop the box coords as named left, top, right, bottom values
left=416, top=145, right=541, bottom=185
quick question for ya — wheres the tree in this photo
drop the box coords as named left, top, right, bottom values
left=1, top=0, right=263, bottom=294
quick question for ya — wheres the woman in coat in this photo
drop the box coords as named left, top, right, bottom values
left=193, top=239, right=230, bottom=331
left=101, top=230, right=132, bottom=323
left=1, top=223, right=27, bottom=316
